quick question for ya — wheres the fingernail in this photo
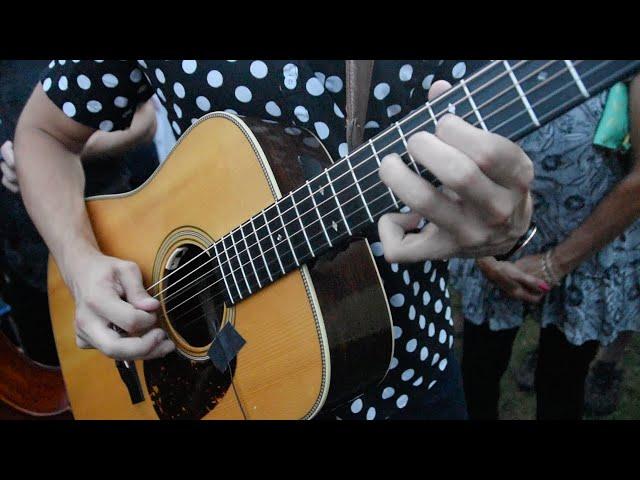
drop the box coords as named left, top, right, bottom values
left=539, top=281, right=551, bottom=292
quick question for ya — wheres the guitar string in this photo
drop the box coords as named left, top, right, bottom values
left=158, top=60, right=569, bottom=306
left=164, top=60, right=613, bottom=330
left=144, top=59, right=514, bottom=294
left=154, top=59, right=551, bottom=302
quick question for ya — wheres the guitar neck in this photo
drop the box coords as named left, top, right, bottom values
left=217, top=60, right=640, bottom=304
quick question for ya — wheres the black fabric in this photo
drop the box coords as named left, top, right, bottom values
left=40, top=59, right=488, bottom=419
left=462, top=320, right=599, bottom=420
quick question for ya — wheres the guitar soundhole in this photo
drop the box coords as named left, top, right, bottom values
left=161, top=243, right=224, bottom=353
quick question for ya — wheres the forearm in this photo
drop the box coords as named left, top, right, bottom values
left=14, top=124, right=100, bottom=286
left=553, top=173, right=640, bottom=274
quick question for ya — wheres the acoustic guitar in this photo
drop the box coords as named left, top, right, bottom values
left=48, top=60, right=640, bottom=419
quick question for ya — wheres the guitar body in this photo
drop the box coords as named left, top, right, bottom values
left=48, top=113, right=393, bottom=419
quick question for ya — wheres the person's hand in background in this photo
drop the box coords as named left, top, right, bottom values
left=1, top=140, right=19, bottom=193
left=476, top=256, right=549, bottom=303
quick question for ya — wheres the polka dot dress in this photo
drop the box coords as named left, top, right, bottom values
left=41, top=59, right=485, bottom=419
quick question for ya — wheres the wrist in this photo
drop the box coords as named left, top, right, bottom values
left=548, top=244, right=574, bottom=279
left=58, top=242, right=103, bottom=290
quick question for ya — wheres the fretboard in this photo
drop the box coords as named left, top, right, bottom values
left=216, top=60, right=640, bottom=305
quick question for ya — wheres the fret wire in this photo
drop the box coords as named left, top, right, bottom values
left=325, top=168, right=352, bottom=235
left=502, top=60, right=541, bottom=127
left=460, top=79, right=488, bottom=131
left=251, top=216, right=273, bottom=282
left=274, top=200, right=299, bottom=267
left=369, top=139, right=399, bottom=209
left=345, top=155, right=374, bottom=223
left=290, top=193, right=315, bottom=257
left=564, top=60, right=589, bottom=98
left=395, top=122, right=421, bottom=174
left=306, top=180, right=332, bottom=247
left=262, top=209, right=285, bottom=274
left=212, top=240, right=234, bottom=303
left=230, top=230, right=252, bottom=294
left=240, top=223, right=261, bottom=289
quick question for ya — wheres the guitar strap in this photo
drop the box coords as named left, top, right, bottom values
left=345, top=60, right=375, bottom=150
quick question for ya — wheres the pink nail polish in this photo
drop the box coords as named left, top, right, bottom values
left=539, top=281, right=551, bottom=292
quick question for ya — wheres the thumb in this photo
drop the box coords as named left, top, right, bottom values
left=117, top=261, right=160, bottom=312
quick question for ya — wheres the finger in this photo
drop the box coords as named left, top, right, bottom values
left=116, top=261, right=160, bottom=312
left=379, top=216, right=457, bottom=262
left=427, top=80, right=452, bottom=101
left=379, top=153, right=466, bottom=232
left=83, top=322, right=170, bottom=360
left=2, top=175, right=19, bottom=193
left=512, top=269, right=545, bottom=294
left=0, top=141, right=14, bottom=167
left=94, top=295, right=158, bottom=334
left=407, top=131, right=515, bottom=223
left=431, top=113, right=533, bottom=193
left=1, top=160, right=17, bottom=183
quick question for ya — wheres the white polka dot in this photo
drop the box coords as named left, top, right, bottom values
left=172, top=121, right=181, bottom=135
left=173, top=82, right=185, bottom=99
left=338, top=143, right=348, bottom=158
left=403, top=270, right=410, bottom=285
left=412, top=376, right=424, bottom=387
left=250, top=60, right=268, bottom=79
left=452, top=62, right=467, bottom=79
left=325, top=75, right=343, bottom=93
left=283, top=63, right=298, bottom=90
left=314, top=72, right=326, bottom=84
left=137, top=60, right=147, bottom=68
left=428, top=323, right=435, bottom=337
left=154, top=68, right=165, bottom=84
left=435, top=299, right=443, bottom=314
left=235, top=86, right=252, bottom=103
left=207, top=70, right=223, bottom=88
left=314, top=122, right=329, bottom=140
left=58, top=76, right=68, bottom=91
left=196, top=96, right=211, bottom=112
left=449, top=335, right=454, bottom=349
left=401, top=369, right=415, bottom=381
left=440, top=277, right=446, bottom=291
left=294, top=105, right=309, bottom=122
left=406, top=338, right=417, bottom=352
left=306, top=77, right=324, bottom=96
left=387, top=104, right=401, bottom=118
left=114, top=96, right=128, bottom=108
left=284, top=127, right=301, bottom=136
left=62, top=102, right=76, bottom=117
left=390, top=293, right=405, bottom=307
left=333, top=103, right=345, bottom=118
left=76, top=75, right=91, bottom=90
left=366, top=407, right=376, bottom=420
left=438, top=358, right=448, bottom=371
left=382, top=387, right=395, bottom=399
left=423, top=291, right=431, bottom=306
left=389, top=357, right=398, bottom=369
left=173, top=103, right=183, bottom=119
left=374, top=82, right=390, bottom=100
left=225, top=108, right=238, bottom=115
left=129, top=69, right=142, bottom=83
left=396, top=395, right=408, bottom=409
left=265, top=101, right=281, bottom=117
left=430, top=270, right=437, bottom=282
left=420, top=346, right=429, bottom=361
left=428, top=380, right=437, bottom=390
left=86, top=100, right=102, bottom=113
left=413, top=282, right=420, bottom=296
left=431, top=352, right=441, bottom=366
left=350, top=398, right=363, bottom=414
left=424, top=260, right=432, bottom=274
left=393, top=326, right=403, bottom=339
left=371, top=242, right=384, bottom=257
left=42, top=78, right=52, bottom=92
left=391, top=263, right=399, bottom=273
left=48, top=61, right=55, bottom=68
left=439, top=329, right=447, bottom=344
left=182, top=60, right=197, bottom=74
left=58, top=60, right=66, bottom=65
left=399, top=64, right=413, bottom=81
left=422, top=74, right=435, bottom=90
left=419, top=315, right=426, bottom=329
left=445, top=306, right=452, bottom=321
left=408, top=305, right=416, bottom=320
left=99, top=120, right=113, bottom=132
left=303, top=137, right=320, bottom=149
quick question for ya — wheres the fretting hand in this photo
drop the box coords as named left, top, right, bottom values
left=377, top=81, right=534, bottom=262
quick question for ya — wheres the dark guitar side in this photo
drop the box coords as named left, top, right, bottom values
left=245, top=119, right=393, bottom=409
